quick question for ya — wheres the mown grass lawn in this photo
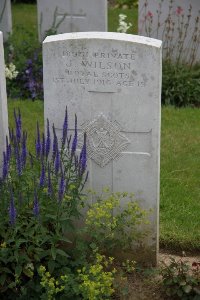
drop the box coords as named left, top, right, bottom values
left=7, top=4, right=200, bottom=251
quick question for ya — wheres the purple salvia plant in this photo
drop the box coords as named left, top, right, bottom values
left=79, top=133, right=87, bottom=176
left=81, top=171, right=89, bottom=190
left=33, top=190, right=40, bottom=217
left=6, top=136, right=11, bottom=163
left=47, top=163, right=52, bottom=196
left=39, top=163, right=45, bottom=187
left=71, top=114, right=78, bottom=156
left=21, top=131, right=27, bottom=168
left=9, top=190, right=17, bottom=225
left=52, top=124, right=58, bottom=162
left=58, top=169, right=65, bottom=202
left=35, top=121, right=41, bottom=158
left=14, top=108, right=22, bottom=143
left=16, top=145, right=22, bottom=176
left=45, top=119, right=51, bottom=159
left=41, top=133, right=45, bottom=159
left=54, top=148, right=60, bottom=175
left=62, top=107, right=68, bottom=148
left=2, top=152, right=8, bottom=180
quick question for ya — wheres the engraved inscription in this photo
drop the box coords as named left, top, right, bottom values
left=52, top=48, right=147, bottom=90
left=78, top=114, right=130, bottom=167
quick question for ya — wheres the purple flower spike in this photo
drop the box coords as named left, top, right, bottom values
left=14, top=108, right=22, bottom=143
left=79, top=133, right=87, bottom=176
left=33, top=190, right=40, bottom=217
left=52, top=124, right=58, bottom=161
left=41, top=133, right=45, bottom=159
left=39, top=163, right=45, bottom=187
left=9, top=190, right=17, bottom=226
left=71, top=114, right=77, bottom=155
left=47, top=163, right=53, bottom=196
left=54, top=149, right=60, bottom=175
left=58, top=171, right=65, bottom=202
left=6, top=136, right=11, bottom=163
left=62, top=107, right=68, bottom=147
left=16, top=146, right=22, bottom=176
left=36, top=122, right=41, bottom=158
left=46, top=119, right=51, bottom=159
left=2, top=152, right=8, bottom=180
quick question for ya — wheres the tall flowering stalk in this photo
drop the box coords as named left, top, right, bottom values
left=79, top=133, right=87, bottom=176
left=47, top=163, right=53, bottom=196
left=62, top=107, right=68, bottom=148
left=9, top=190, right=17, bottom=226
left=39, top=163, right=46, bottom=187
left=45, top=119, right=51, bottom=159
left=14, top=108, right=22, bottom=143
left=52, top=124, right=58, bottom=162
left=58, top=169, right=65, bottom=203
left=71, top=114, right=77, bottom=156
left=33, top=190, right=40, bottom=217
left=2, top=152, right=8, bottom=180
left=36, top=121, right=41, bottom=158
left=0, top=107, right=88, bottom=232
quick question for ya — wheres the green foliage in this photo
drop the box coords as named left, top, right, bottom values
left=77, top=253, right=116, bottom=300
left=0, top=109, right=88, bottom=298
left=85, top=189, right=150, bottom=253
left=162, top=63, right=200, bottom=107
left=161, top=258, right=200, bottom=299
left=38, top=252, right=116, bottom=300
left=115, top=0, right=137, bottom=8
left=0, top=109, right=150, bottom=299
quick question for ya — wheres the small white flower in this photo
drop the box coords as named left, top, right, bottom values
left=117, top=14, right=132, bottom=33
left=5, top=63, right=19, bottom=80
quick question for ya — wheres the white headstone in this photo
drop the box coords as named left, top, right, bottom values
left=139, top=0, right=200, bottom=64
left=0, top=0, right=12, bottom=41
left=43, top=32, right=162, bottom=265
left=37, top=0, right=107, bottom=41
left=0, top=32, right=9, bottom=172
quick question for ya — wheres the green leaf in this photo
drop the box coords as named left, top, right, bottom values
left=0, top=274, right=6, bottom=285
left=59, top=237, right=72, bottom=243
left=15, top=266, right=22, bottom=277
left=177, top=289, right=183, bottom=297
left=51, top=247, right=56, bottom=260
left=56, top=249, right=69, bottom=258
left=48, top=260, right=55, bottom=273
left=183, top=285, right=192, bottom=294
left=179, top=280, right=186, bottom=286
left=16, top=239, right=27, bottom=248
left=1, top=267, right=13, bottom=274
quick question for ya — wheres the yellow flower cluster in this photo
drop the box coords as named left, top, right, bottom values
left=38, top=266, right=65, bottom=300
left=86, top=195, right=119, bottom=232
left=85, top=190, right=151, bottom=251
left=78, top=253, right=116, bottom=300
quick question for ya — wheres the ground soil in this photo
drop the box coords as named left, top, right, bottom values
left=115, top=250, right=200, bottom=300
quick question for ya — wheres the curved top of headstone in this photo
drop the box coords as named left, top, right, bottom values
left=43, top=32, right=162, bottom=48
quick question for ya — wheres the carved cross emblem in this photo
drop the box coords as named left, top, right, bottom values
left=79, top=114, right=130, bottom=167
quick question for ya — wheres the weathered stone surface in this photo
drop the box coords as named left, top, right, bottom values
left=0, top=0, right=12, bottom=41
left=43, top=32, right=162, bottom=264
left=138, top=0, right=200, bottom=64
left=37, top=0, right=107, bottom=41
left=0, top=32, right=9, bottom=172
